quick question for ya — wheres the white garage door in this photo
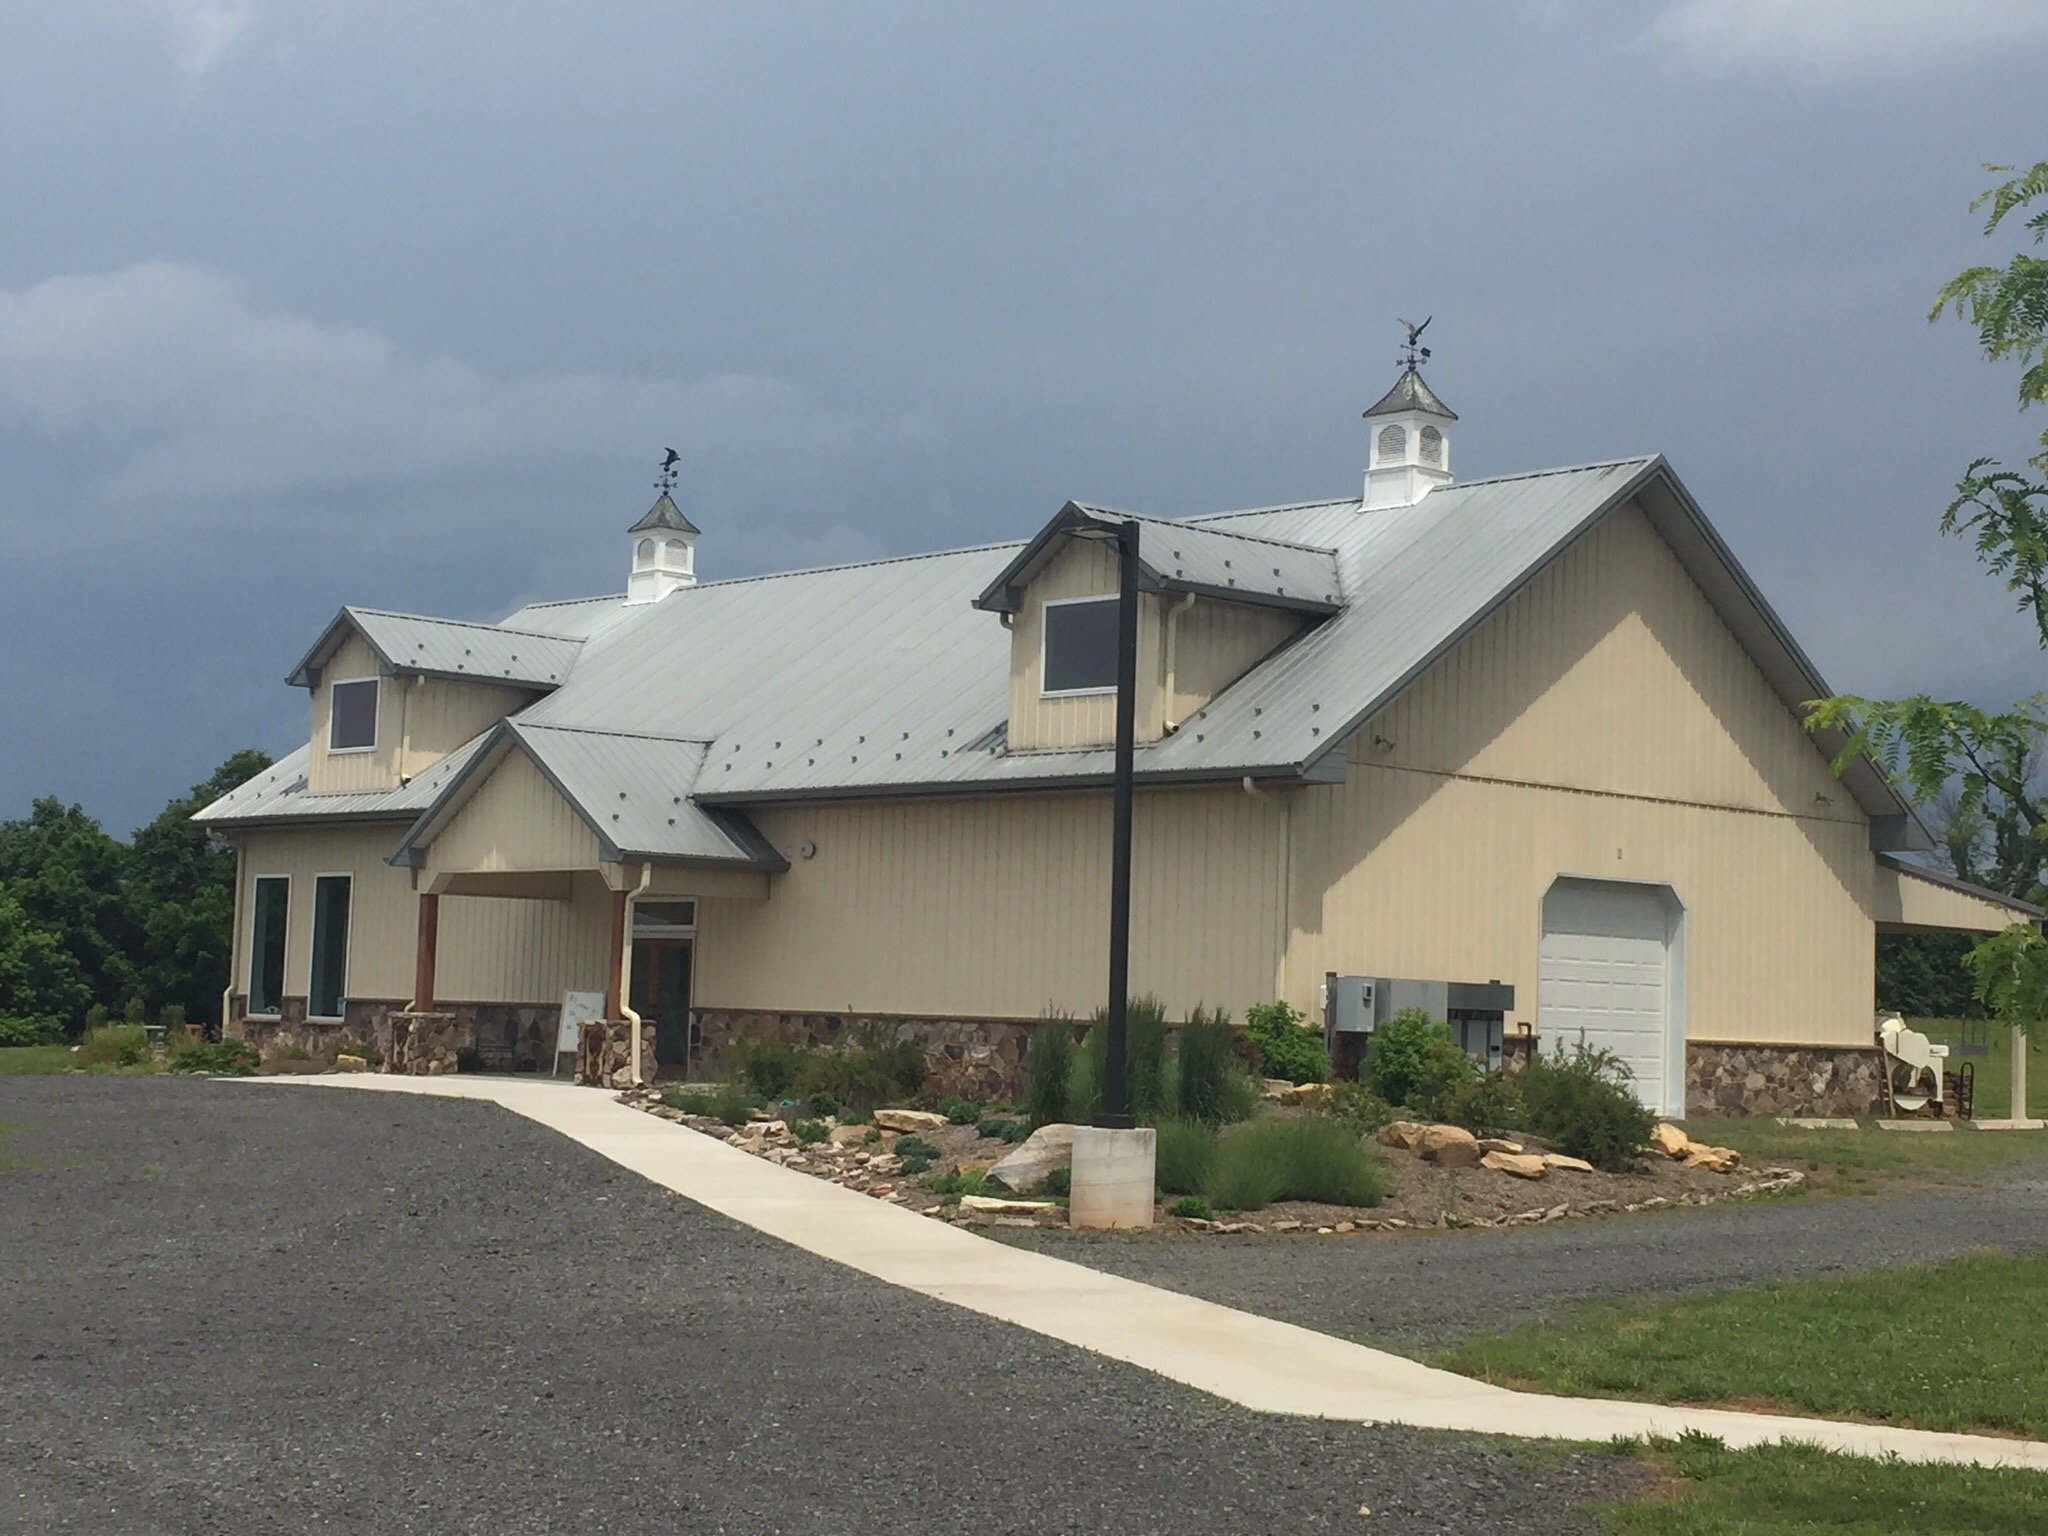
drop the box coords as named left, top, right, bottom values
left=1539, top=879, right=1680, bottom=1115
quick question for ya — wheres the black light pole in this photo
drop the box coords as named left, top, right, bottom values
left=1095, top=517, right=1141, bottom=1131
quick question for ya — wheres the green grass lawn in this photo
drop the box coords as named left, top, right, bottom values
left=0, top=1045, right=77, bottom=1075
left=1442, top=1253, right=2048, bottom=1439
left=1686, top=1116, right=2048, bottom=1191
left=1595, top=1435, right=2048, bottom=1535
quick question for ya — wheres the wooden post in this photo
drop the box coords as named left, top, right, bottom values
left=605, top=887, right=628, bottom=1020
left=412, top=893, right=440, bottom=1012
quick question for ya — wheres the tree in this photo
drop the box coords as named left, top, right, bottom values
left=0, top=891, right=90, bottom=1046
left=1810, top=162, right=2048, bottom=1035
left=0, top=798, right=141, bottom=1023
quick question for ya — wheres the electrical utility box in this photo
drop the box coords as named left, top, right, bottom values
left=1328, top=976, right=1516, bottom=1071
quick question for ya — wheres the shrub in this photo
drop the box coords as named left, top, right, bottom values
left=76, top=1023, right=151, bottom=1069
left=806, top=1090, right=839, bottom=1120
left=155, top=1003, right=186, bottom=1035
left=1244, top=1000, right=1330, bottom=1085
left=711, top=1081, right=760, bottom=1127
left=0, top=1015, right=63, bottom=1048
left=1175, top=1007, right=1257, bottom=1125
left=1520, top=1037, right=1654, bottom=1172
left=1405, top=1037, right=1480, bottom=1120
left=1073, top=996, right=1169, bottom=1122
left=1441, top=1073, right=1526, bottom=1136
left=925, top=1167, right=996, bottom=1201
left=939, top=1096, right=983, bottom=1125
left=1152, top=1116, right=1218, bottom=1196
left=1042, top=1167, right=1070, bottom=1197
left=82, top=1004, right=110, bottom=1037
left=792, top=1035, right=927, bottom=1112
left=863, top=1126, right=881, bottom=1144
left=892, top=1134, right=937, bottom=1175
left=730, top=1037, right=806, bottom=1099
left=1209, top=1117, right=1385, bottom=1210
left=660, top=1087, right=720, bottom=1117
left=1321, top=1079, right=1399, bottom=1134
left=1024, top=1020, right=1076, bottom=1129
left=283, top=1043, right=315, bottom=1062
left=1363, top=1008, right=1451, bottom=1106
left=123, top=995, right=145, bottom=1025
left=165, top=1040, right=258, bottom=1076
left=976, top=1115, right=1028, bottom=1144
left=790, top=1117, right=829, bottom=1145
left=1168, top=1194, right=1212, bottom=1220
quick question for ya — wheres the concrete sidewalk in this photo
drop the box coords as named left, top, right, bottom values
left=250, top=1072, right=2048, bottom=1472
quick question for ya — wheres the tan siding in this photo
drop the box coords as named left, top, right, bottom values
left=1871, top=866, right=2028, bottom=935
left=307, top=632, right=534, bottom=794
left=435, top=872, right=616, bottom=1005
left=1166, top=597, right=1303, bottom=726
left=696, top=786, right=1285, bottom=1019
left=425, top=750, right=600, bottom=879
left=1007, top=540, right=1168, bottom=748
left=1279, top=503, right=1880, bottom=1049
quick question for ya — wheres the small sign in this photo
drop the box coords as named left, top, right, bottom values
left=555, top=990, right=606, bottom=1075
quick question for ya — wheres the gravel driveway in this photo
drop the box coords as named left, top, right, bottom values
left=0, top=1077, right=1640, bottom=1536
left=1008, top=1158, right=2048, bottom=1350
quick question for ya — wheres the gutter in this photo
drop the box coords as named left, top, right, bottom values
left=621, top=861, right=654, bottom=1086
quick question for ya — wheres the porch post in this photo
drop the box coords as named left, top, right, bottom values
left=412, top=893, right=440, bottom=1012
left=605, top=887, right=628, bottom=1020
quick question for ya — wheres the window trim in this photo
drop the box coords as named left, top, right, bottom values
left=247, top=874, right=291, bottom=1020
left=307, top=871, right=354, bottom=1023
left=326, top=677, right=380, bottom=755
left=1039, top=594, right=1122, bottom=698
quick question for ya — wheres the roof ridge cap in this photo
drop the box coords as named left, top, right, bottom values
left=515, top=721, right=713, bottom=746
left=348, top=606, right=584, bottom=643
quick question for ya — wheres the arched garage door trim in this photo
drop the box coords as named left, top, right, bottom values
left=1538, top=876, right=1687, bottom=1117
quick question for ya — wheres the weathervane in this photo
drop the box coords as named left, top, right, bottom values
left=1397, top=315, right=1433, bottom=370
left=655, top=446, right=681, bottom=496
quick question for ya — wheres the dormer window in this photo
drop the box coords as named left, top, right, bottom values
left=328, top=677, right=379, bottom=752
left=1042, top=596, right=1119, bottom=695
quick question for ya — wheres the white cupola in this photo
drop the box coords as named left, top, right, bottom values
left=1362, top=364, right=1457, bottom=511
left=626, top=491, right=701, bottom=604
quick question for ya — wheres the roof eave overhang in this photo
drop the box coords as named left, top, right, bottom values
left=692, top=757, right=1335, bottom=809
left=285, top=608, right=369, bottom=689
left=1876, top=852, right=2045, bottom=921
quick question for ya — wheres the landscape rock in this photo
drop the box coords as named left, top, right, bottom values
left=1417, top=1124, right=1481, bottom=1167
left=1649, top=1122, right=1691, bottom=1159
left=1294, top=1083, right=1332, bottom=1107
left=827, top=1125, right=869, bottom=1147
left=1378, top=1120, right=1429, bottom=1150
left=1683, top=1146, right=1742, bottom=1173
left=1541, top=1153, right=1597, bottom=1173
left=960, top=1195, right=1058, bottom=1214
left=1476, top=1138, right=1524, bottom=1154
left=1260, top=1078, right=1296, bottom=1101
left=987, top=1123, right=1075, bottom=1191
left=872, top=1108, right=949, bottom=1134
left=1480, top=1151, right=1549, bottom=1180
left=334, top=1054, right=367, bottom=1072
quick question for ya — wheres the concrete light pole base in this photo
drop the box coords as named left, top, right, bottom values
left=1068, top=1125, right=1156, bottom=1230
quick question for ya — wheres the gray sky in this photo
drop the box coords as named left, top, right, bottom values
left=3, top=1, right=2045, bottom=833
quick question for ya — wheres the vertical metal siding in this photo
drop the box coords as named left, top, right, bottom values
left=424, top=750, right=600, bottom=877
left=1006, top=540, right=1168, bottom=748
left=1166, top=598, right=1304, bottom=725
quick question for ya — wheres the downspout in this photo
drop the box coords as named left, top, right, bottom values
left=1162, top=593, right=1196, bottom=728
left=219, top=838, right=242, bottom=1042
left=398, top=674, right=419, bottom=784
left=621, top=861, right=654, bottom=1087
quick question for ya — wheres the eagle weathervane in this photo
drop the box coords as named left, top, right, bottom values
left=655, top=446, right=681, bottom=496
left=1397, top=315, right=1432, bottom=370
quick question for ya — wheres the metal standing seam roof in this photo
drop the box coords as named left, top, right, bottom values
left=973, top=501, right=1344, bottom=615
left=389, top=719, right=786, bottom=870
left=286, top=607, right=586, bottom=690
left=191, top=733, right=494, bottom=828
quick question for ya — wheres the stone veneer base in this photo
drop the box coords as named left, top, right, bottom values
left=1684, top=1041, right=1886, bottom=1120
left=227, top=998, right=563, bottom=1074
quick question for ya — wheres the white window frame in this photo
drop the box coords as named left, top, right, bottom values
left=327, top=677, right=380, bottom=754
left=307, top=872, right=355, bottom=1022
left=1039, top=594, right=1121, bottom=698
left=247, top=874, right=291, bottom=1020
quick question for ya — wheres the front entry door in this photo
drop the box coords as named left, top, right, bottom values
left=629, top=938, right=694, bottom=1077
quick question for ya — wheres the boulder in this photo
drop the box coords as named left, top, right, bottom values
left=1476, top=1138, right=1524, bottom=1154
left=988, top=1123, right=1076, bottom=1191
left=1418, top=1124, right=1481, bottom=1167
left=1260, top=1078, right=1296, bottom=1101
left=1684, top=1146, right=1742, bottom=1173
left=873, top=1108, right=949, bottom=1134
left=1481, top=1151, right=1549, bottom=1180
left=1294, top=1083, right=1333, bottom=1107
left=959, top=1195, right=1058, bottom=1214
left=1378, top=1120, right=1429, bottom=1151
left=334, top=1054, right=367, bottom=1072
left=1649, top=1123, right=1692, bottom=1159
left=827, top=1125, right=869, bottom=1147
left=1541, top=1153, right=1596, bottom=1173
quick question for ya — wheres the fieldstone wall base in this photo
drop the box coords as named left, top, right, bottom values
left=1685, top=1042, right=1885, bottom=1119
left=692, top=1010, right=1039, bottom=1099
left=577, top=1019, right=656, bottom=1089
left=389, top=1011, right=468, bottom=1076
left=226, top=998, right=401, bottom=1063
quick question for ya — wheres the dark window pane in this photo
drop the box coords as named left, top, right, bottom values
left=1043, top=599, right=1120, bottom=693
left=329, top=678, right=379, bottom=751
left=309, top=875, right=351, bottom=1019
left=250, top=877, right=289, bottom=1017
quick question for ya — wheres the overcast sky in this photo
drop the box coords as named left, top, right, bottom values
left=3, top=1, right=2045, bottom=833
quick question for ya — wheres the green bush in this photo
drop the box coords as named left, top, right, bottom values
left=923, top=1167, right=995, bottom=1201
left=674, top=1081, right=762, bottom=1126
left=1153, top=1116, right=1218, bottom=1196
left=165, top=1040, right=258, bottom=1076
left=76, top=1023, right=151, bottom=1069
left=1321, top=1079, right=1399, bottom=1135
left=790, top=1118, right=829, bottom=1145
left=1042, top=1167, right=1070, bottom=1197
left=1168, top=1194, right=1212, bottom=1220
left=1175, top=1007, right=1257, bottom=1125
left=0, top=1015, right=63, bottom=1048
left=1405, top=1037, right=1480, bottom=1120
left=660, top=1087, right=721, bottom=1117
left=792, top=1035, right=926, bottom=1112
left=1073, top=996, right=1169, bottom=1122
left=730, top=1037, right=806, bottom=1099
left=1244, top=1000, right=1330, bottom=1085
left=1207, top=1116, right=1385, bottom=1210
left=1441, top=1072, right=1526, bottom=1135
left=156, top=1003, right=186, bottom=1035
left=976, top=1115, right=1028, bottom=1144
left=1520, top=1037, right=1653, bottom=1172
left=939, top=1096, right=983, bottom=1124
left=1363, top=1008, right=1451, bottom=1105
left=82, top=1004, right=110, bottom=1036
left=806, top=1090, right=839, bottom=1119
left=893, top=1133, right=937, bottom=1175
left=123, top=995, right=145, bottom=1025
left=1024, top=1020, right=1075, bottom=1129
